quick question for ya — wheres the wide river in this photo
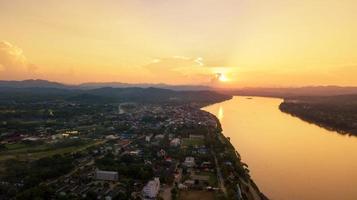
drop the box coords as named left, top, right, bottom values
left=203, top=96, right=357, bottom=200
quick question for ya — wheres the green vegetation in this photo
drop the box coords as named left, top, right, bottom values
left=182, top=138, right=205, bottom=147
left=280, top=95, right=357, bottom=136
left=0, top=139, right=98, bottom=161
left=0, top=154, right=75, bottom=199
left=96, top=153, right=154, bottom=181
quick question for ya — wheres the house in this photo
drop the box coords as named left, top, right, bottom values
left=105, top=135, right=118, bottom=140
left=129, top=150, right=141, bottom=156
left=145, top=135, right=153, bottom=142
left=95, top=170, right=118, bottom=181
left=142, top=178, right=160, bottom=199
left=183, top=157, right=195, bottom=167
left=157, top=149, right=166, bottom=158
left=154, top=134, right=165, bottom=140
left=170, top=138, right=181, bottom=147
left=200, top=161, right=213, bottom=169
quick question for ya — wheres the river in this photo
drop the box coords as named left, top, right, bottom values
left=203, top=96, right=357, bottom=200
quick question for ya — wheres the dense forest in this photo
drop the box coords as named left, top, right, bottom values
left=279, top=95, right=357, bottom=136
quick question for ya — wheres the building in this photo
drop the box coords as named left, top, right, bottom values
left=95, top=170, right=118, bottom=181
left=170, top=138, right=181, bottom=147
left=145, top=135, right=153, bottom=142
left=189, top=134, right=204, bottom=139
left=142, top=178, right=160, bottom=199
left=154, top=134, right=165, bottom=140
left=157, top=149, right=166, bottom=158
left=183, top=157, right=195, bottom=167
left=105, top=135, right=119, bottom=140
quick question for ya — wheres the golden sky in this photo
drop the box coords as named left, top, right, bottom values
left=0, top=0, right=357, bottom=87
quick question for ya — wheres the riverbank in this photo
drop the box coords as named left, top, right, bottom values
left=203, top=96, right=357, bottom=200
left=279, top=95, right=357, bottom=136
left=202, top=109, right=268, bottom=200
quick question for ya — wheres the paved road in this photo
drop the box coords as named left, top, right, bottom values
left=212, top=152, right=227, bottom=196
left=239, top=177, right=262, bottom=200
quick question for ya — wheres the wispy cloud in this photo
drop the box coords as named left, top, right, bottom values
left=143, top=56, right=232, bottom=85
left=0, top=41, right=37, bottom=79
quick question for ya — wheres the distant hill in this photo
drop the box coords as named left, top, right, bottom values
left=224, top=86, right=357, bottom=97
left=0, top=79, right=211, bottom=91
left=79, top=82, right=212, bottom=91
left=0, top=86, right=231, bottom=105
left=0, top=79, right=72, bottom=89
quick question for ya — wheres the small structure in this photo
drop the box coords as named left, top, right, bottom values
left=105, top=135, right=119, bottom=140
left=170, top=138, right=181, bottom=147
left=142, top=178, right=160, bottom=199
left=189, top=134, right=204, bottom=139
left=95, top=170, right=118, bottom=181
left=157, top=149, right=166, bottom=158
left=154, top=134, right=165, bottom=140
left=145, top=135, right=153, bottom=142
left=183, top=157, right=195, bottom=167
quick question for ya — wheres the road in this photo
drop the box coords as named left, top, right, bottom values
left=212, top=151, right=227, bottom=196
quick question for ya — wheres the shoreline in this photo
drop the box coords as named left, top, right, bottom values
left=279, top=101, right=357, bottom=137
left=200, top=106, right=268, bottom=200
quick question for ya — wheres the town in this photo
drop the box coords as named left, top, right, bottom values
left=0, top=100, right=266, bottom=200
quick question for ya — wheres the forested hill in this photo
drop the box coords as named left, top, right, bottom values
left=0, top=87, right=231, bottom=105
left=280, top=95, right=357, bottom=136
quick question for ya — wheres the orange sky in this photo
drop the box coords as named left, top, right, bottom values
left=0, top=0, right=357, bottom=87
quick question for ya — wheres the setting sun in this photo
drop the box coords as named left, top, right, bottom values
left=218, top=73, right=229, bottom=82
left=1, top=1, right=357, bottom=200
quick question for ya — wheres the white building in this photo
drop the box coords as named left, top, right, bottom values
left=95, top=170, right=118, bottom=181
left=170, top=138, right=181, bottom=147
left=105, top=135, right=118, bottom=140
left=145, top=135, right=153, bottom=142
left=154, top=134, right=165, bottom=140
left=184, top=157, right=195, bottom=167
left=142, top=178, right=160, bottom=199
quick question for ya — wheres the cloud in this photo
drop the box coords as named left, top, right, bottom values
left=143, top=56, right=234, bottom=85
left=144, top=56, right=213, bottom=84
left=147, top=56, right=203, bottom=69
left=0, top=41, right=36, bottom=79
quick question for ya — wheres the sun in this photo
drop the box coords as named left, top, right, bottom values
left=218, top=73, right=229, bottom=82
left=217, top=73, right=229, bottom=82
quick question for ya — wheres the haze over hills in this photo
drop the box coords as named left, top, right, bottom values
left=0, top=79, right=72, bottom=89
left=79, top=82, right=211, bottom=91
left=2, top=79, right=357, bottom=97
left=0, top=79, right=210, bottom=91
left=0, top=80, right=231, bottom=105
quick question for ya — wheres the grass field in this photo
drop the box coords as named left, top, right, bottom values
left=180, top=191, right=215, bottom=200
left=192, top=171, right=218, bottom=186
left=182, top=138, right=205, bottom=147
left=0, top=139, right=102, bottom=161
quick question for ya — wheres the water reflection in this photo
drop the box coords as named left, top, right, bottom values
left=217, top=105, right=224, bottom=121
left=203, top=97, right=357, bottom=200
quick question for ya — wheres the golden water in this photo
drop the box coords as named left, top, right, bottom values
left=203, top=96, right=357, bottom=200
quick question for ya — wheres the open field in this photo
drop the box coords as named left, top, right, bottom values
left=0, top=140, right=103, bottom=161
left=182, top=138, right=205, bottom=147
left=180, top=190, right=215, bottom=200
left=196, top=171, right=218, bottom=186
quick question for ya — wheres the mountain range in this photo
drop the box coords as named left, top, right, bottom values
left=0, top=79, right=210, bottom=91
left=0, top=80, right=231, bottom=105
left=2, top=79, right=357, bottom=97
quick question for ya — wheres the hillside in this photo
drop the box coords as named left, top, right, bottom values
left=0, top=86, right=231, bottom=105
